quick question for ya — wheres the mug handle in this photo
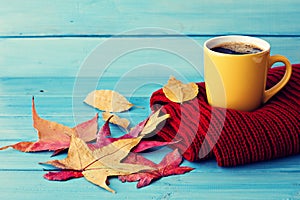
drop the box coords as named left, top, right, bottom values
left=263, top=55, right=292, bottom=103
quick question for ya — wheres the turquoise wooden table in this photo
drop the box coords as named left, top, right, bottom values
left=1, top=0, right=300, bottom=199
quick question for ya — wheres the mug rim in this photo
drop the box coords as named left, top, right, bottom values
left=204, top=35, right=270, bottom=56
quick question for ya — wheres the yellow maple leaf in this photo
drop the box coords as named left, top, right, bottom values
left=140, top=109, right=170, bottom=136
left=162, top=76, right=198, bottom=103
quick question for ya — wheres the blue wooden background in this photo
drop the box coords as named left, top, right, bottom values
left=0, top=0, right=299, bottom=199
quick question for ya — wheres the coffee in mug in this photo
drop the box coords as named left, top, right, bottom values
left=210, top=42, right=263, bottom=55
left=204, top=35, right=292, bottom=111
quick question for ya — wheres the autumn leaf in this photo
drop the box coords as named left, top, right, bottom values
left=119, top=149, right=194, bottom=188
left=102, top=111, right=130, bottom=130
left=89, top=110, right=172, bottom=152
left=140, top=108, right=170, bottom=137
left=88, top=114, right=147, bottom=150
left=163, top=76, right=198, bottom=103
left=132, top=140, right=179, bottom=153
left=0, top=97, right=98, bottom=152
left=42, top=135, right=154, bottom=193
left=43, top=171, right=84, bottom=181
left=84, top=90, right=133, bottom=112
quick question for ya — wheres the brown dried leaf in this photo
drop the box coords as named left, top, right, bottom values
left=162, top=76, right=198, bottom=103
left=84, top=90, right=133, bottom=112
left=43, top=136, right=153, bottom=193
left=102, top=112, right=130, bottom=130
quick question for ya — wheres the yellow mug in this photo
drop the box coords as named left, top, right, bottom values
left=204, top=35, right=292, bottom=111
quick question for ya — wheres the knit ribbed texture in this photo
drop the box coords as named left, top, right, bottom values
left=150, top=64, right=300, bottom=167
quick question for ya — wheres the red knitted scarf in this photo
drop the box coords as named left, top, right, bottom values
left=150, top=64, right=300, bottom=167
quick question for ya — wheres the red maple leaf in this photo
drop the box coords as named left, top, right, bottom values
left=43, top=171, right=84, bottom=181
left=119, top=149, right=194, bottom=188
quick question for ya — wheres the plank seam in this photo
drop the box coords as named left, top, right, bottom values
left=1, top=34, right=300, bottom=39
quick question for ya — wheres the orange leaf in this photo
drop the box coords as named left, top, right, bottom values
left=0, top=97, right=98, bottom=152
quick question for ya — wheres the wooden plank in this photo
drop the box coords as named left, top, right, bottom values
left=0, top=77, right=179, bottom=97
left=1, top=140, right=300, bottom=198
left=0, top=37, right=207, bottom=78
left=0, top=96, right=150, bottom=116
left=0, top=170, right=299, bottom=200
left=0, top=37, right=299, bottom=77
left=0, top=0, right=300, bottom=36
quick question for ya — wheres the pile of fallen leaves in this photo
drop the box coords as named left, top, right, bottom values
left=0, top=77, right=198, bottom=193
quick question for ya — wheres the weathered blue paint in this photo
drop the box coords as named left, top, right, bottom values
left=0, top=0, right=299, bottom=199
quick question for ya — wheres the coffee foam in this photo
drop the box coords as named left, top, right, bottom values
left=214, top=42, right=262, bottom=54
